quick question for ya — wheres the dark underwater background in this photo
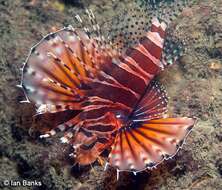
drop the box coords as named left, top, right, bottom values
left=0, top=0, right=222, bottom=189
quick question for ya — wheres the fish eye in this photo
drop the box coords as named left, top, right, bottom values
left=116, top=114, right=121, bottom=118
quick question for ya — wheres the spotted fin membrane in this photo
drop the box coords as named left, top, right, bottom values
left=107, top=0, right=196, bottom=66
left=18, top=1, right=196, bottom=179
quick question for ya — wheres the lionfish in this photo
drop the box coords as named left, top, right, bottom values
left=18, top=0, right=196, bottom=178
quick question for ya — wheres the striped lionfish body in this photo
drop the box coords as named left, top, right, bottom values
left=20, top=8, right=195, bottom=174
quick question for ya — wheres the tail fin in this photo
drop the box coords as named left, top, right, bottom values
left=140, top=0, right=196, bottom=25
left=141, top=0, right=197, bottom=65
left=106, top=0, right=196, bottom=65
